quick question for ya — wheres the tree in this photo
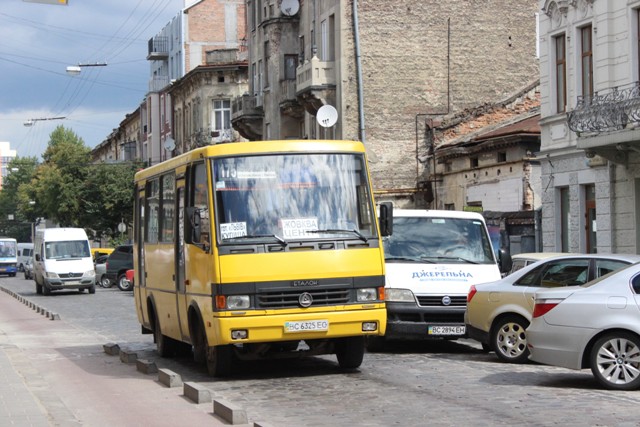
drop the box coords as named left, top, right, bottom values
left=15, top=125, right=140, bottom=242
left=0, top=157, right=38, bottom=241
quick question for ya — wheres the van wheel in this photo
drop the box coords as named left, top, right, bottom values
left=117, top=274, right=133, bottom=291
left=336, top=336, right=365, bottom=369
left=88, top=285, right=96, bottom=294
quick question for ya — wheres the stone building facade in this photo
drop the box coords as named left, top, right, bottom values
left=233, top=0, right=539, bottom=207
left=539, top=0, right=640, bottom=254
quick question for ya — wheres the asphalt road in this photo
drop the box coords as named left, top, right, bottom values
left=2, top=274, right=640, bottom=426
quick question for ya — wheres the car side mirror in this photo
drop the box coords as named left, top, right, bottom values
left=378, top=202, right=393, bottom=237
left=498, top=248, right=512, bottom=274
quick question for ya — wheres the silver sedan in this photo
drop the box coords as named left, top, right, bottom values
left=528, top=262, right=640, bottom=390
left=465, top=254, right=640, bottom=363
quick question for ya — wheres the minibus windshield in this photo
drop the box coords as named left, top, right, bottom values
left=213, top=153, right=376, bottom=243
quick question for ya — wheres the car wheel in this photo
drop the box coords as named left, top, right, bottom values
left=491, top=315, right=530, bottom=364
left=100, top=275, right=112, bottom=288
left=335, top=336, right=365, bottom=370
left=117, top=274, right=133, bottom=291
left=590, top=332, right=640, bottom=390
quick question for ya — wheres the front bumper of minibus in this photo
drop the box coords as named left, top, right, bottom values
left=214, top=305, right=387, bottom=345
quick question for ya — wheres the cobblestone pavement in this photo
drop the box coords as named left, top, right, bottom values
left=3, top=275, right=640, bottom=426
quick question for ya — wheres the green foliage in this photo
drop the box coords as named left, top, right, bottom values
left=2, top=125, right=140, bottom=242
left=0, top=157, right=39, bottom=241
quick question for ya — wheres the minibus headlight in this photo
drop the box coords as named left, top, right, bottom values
left=84, top=270, right=95, bottom=277
left=45, top=272, right=59, bottom=279
left=357, top=288, right=378, bottom=302
left=226, top=295, right=250, bottom=309
left=386, top=288, right=415, bottom=302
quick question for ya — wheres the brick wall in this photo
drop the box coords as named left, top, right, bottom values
left=347, top=0, right=539, bottom=193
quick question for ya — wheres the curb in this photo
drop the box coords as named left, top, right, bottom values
left=102, top=343, right=267, bottom=426
left=0, top=285, right=60, bottom=320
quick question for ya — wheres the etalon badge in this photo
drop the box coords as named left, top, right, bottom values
left=299, top=292, right=313, bottom=308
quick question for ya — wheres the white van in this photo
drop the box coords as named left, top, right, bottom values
left=17, top=243, right=34, bottom=272
left=369, top=208, right=507, bottom=349
left=33, top=228, right=96, bottom=295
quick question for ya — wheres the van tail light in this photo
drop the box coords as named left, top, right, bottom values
left=532, top=298, right=563, bottom=318
left=467, top=285, right=477, bottom=303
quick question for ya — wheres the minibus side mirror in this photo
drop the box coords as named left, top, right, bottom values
left=378, top=202, right=393, bottom=237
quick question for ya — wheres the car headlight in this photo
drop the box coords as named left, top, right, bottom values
left=226, top=295, right=250, bottom=309
left=386, top=288, right=415, bottom=302
left=356, top=288, right=378, bottom=302
left=84, top=270, right=95, bottom=277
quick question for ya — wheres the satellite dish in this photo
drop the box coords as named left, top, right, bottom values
left=316, top=105, right=338, bottom=128
left=164, top=136, right=175, bottom=151
left=280, top=0, right=299, bottom=16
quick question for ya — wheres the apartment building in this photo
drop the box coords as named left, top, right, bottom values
left=233, top=0, right=539, bottom=207
left=539, top=0, right=640, bottom=254
left=143, top=0, right=246, bottom=166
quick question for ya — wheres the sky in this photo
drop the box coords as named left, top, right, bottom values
left=0, top=0, right=185, bottom=159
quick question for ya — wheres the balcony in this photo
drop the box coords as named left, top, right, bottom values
left=147, top=36, right=169, bottom=60
left=296, top=56, right=336, bottom=114
left=569, top=82, right=640, bottom=164
left=279, top=80, right=304, bottom=118
left=231, top=94, right=263, bottom=140
left=206, top=49, right=240, bottom=65
left=148, top=75, right=170, bottom=93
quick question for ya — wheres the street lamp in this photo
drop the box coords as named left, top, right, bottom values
left=66, top=62, right=107, bottom=76
left=23, top=116, right=66, bottom=127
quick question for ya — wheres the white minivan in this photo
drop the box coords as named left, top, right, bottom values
left=17, top=242, right=34, bottom=272
left=33, top=228, right=96, bottom=295
left=368, top=208, right=508, bottom=350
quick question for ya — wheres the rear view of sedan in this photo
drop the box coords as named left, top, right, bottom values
left=528, top=262, right=640, bottom=390
left=465, top=254, right=640, bottom=363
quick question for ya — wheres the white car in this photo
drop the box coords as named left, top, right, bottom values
left=528, top=262, right=640, bottom=390
left=465, top=254, right=640, bottom=363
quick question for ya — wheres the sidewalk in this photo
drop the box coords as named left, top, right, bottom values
left=0, top=289, right=231, bottom=426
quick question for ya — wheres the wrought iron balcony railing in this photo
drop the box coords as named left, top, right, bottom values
left=568, top=81, right=640, bottom=134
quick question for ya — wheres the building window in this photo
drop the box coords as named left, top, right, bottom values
left=581, top=25, right=593, bottom=99
left=212, top=100, right=231, bottom=131
left=555, top=33, right=567, bottom=113
left=470, top=156, right=479, bottom=168
left=444, top=203, right=455, bottom=211
left=264, top=41, right=270, bottom=88
left=444, top=162, right=452, bottom=173
left=497, top=152, right=507, bottom=163
left=320, top=15, right=335, bottom=61
left=285, top=54, right=298, bottom=80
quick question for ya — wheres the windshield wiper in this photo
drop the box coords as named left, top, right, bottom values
left=385, top=256, right=435, bottom=263
left=223, top=234, right=288, bottom=246
left=307, top=229, right=368, bottom=243
left=432, top=256, right=479, bottom=264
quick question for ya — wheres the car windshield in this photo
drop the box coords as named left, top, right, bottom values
left=45, top=240, right=91, bottom=259
left=383, top=216, right=495, bottom=264
left=213, top=153, right=376, bottom=243
left=0, top=241, right=17, bottom=258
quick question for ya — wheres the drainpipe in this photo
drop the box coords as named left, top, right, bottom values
left=353, top=0, right=366, bottom=146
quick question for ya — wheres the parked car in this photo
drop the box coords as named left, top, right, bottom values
left=94, top=254, right=111, bottom=288
left=507, top=252, right=575, bottom=275
left=23, top=258, right=33, bottom=280
left=465, top=254, right=640, bottom=363
left=528, top=262, right=640, bottom=390
left=105, top=244, right=133, bottom=291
